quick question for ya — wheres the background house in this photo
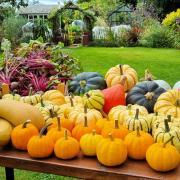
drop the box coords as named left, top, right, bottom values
left=19, top=4, right=58, bottom=22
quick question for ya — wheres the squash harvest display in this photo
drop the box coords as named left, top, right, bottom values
left=126, top=81, right=166, bottom=113
left=68, top=72, right=107, bottom=95
left=0, top=118, right=12, bottom=147
left=105, top=64, right=138, bottom=91
left=146, top=136, right=180, bottom=172
left=154, top=90, right=180, bottom=118
left=83, top=90, right=104, bottom=110
left=0, top=100, right=44, bottom=130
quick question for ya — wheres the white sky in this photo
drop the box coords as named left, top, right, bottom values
left=36, top=0, right=76, bottom=5
left=38, top=0, right=60, bottom=4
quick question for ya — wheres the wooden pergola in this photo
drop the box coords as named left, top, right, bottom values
left=48, top=1, right=96, bottom=44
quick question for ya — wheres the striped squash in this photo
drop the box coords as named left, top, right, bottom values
left=154, top=90, right=180, bottom=118
left=124, top=109, right=151, bottom=132
left=108, top=104, right=148, bottom=125
left=2, top=93, right=21, bottom=101
left=105, top=64, right=138, bottom=92
left=153, top=119, right=180, bottom=151
left=83, top=90, right=104, bottom=110
left=42, top=90, right=65, bottom=106
left=20, top=94, right=41, bottom=105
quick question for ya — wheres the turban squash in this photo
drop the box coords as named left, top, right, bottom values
left=154, top=90, right=180, bottom=118
left=105, top=64, right=138, bottom=91
left=126, top=81, right=166, bottom=113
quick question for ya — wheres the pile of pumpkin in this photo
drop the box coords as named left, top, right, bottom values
left=0, top=64, right=180, bottom=173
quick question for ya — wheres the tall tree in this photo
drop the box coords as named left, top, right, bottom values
left=0, top=0, right=28, bottom=7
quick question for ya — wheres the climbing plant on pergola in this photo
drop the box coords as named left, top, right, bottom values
left=48, top=1, right=96, bottom=42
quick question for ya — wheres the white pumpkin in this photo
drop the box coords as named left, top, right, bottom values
left=154, top=80, right=171, bottom=91
left=173, top=81, right=180, bottom=90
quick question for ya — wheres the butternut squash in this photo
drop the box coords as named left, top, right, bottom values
left=0, top=100, right=45, bottom=130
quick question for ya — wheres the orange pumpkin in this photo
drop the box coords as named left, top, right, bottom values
left=124, top=127, right=154, bottom=160
left=47, top=117, right=71, bottom=144
left=11, top=120, right=39, bottom=150
left=95, top=118, right=112, bottom=133
left=101, top=119, right=129, bottom=139
left=54, top=130, right=80, bottom=159
left=72, top=115, right=93, bottom=141
left=49, top=116, right=74, bottom=132
left=27, top=124, right=54, bottom=158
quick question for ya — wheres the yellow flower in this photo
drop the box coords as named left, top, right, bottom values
left=162, top=9, right=180, bottom=26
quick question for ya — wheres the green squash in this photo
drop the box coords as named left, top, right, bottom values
left=126, top=81, right=166, bottom=113
left=68, top=72, right=107, bottom=95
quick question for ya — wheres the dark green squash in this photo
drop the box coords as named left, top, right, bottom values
left=68, top=72, right=107, bottom=95
left=126, top=81, right=166, bottom=113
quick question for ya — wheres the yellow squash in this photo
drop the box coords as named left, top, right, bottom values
left=0, top=100, right=45, bottom=130
left=0, top=118, right=13, bottom=147
left=154, top=90, right=180, bottom=118
left=80, top=130, right=103, bottom=156
left=105, top=64, right=138, bottom=91
left=42, top=90, right=65, bottom=106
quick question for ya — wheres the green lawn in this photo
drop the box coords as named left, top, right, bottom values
left=0, top=47, right=180, bottom=179
left=64, top=47, right=180, bottom=86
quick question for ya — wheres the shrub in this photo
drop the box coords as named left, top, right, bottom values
left=162, top=9, right=180, bottom=27
left=2, top=16, right=27, bottom=47
left=139, top=26, right=176, bottom=48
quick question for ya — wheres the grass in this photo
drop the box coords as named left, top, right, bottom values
left=0, top=47, right=180, bottom=179
left=63, top=47, right=180, bottom=86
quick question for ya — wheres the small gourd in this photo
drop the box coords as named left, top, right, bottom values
left=80, top=130, right=103, bottom=156
left=146, top=136, right=180, bottom=172
left=153, top=119, right=180, bottom=151
left=27, top=124, right=54, bottom=158
left=124, top=109, right=151, bottom=132
left=54, top=130, right=80, bottom=159
left=47, top=117, right=71, bottom=144
left=72, top=114, right=93, bottom=141
left=11, top=120, right=39, bottom=150
left=49, top=115, right=74, bottom=132
left=101, top=119, right=129, bottom=139
left=96, top=133, right=127, bottom=166
left=124, top=127, right=154, bottom=160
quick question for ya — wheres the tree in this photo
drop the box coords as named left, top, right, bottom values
left=0, top=0, right=28, bottom=8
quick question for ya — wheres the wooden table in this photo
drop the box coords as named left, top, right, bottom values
left=0, top=148, right=179, bottom=180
